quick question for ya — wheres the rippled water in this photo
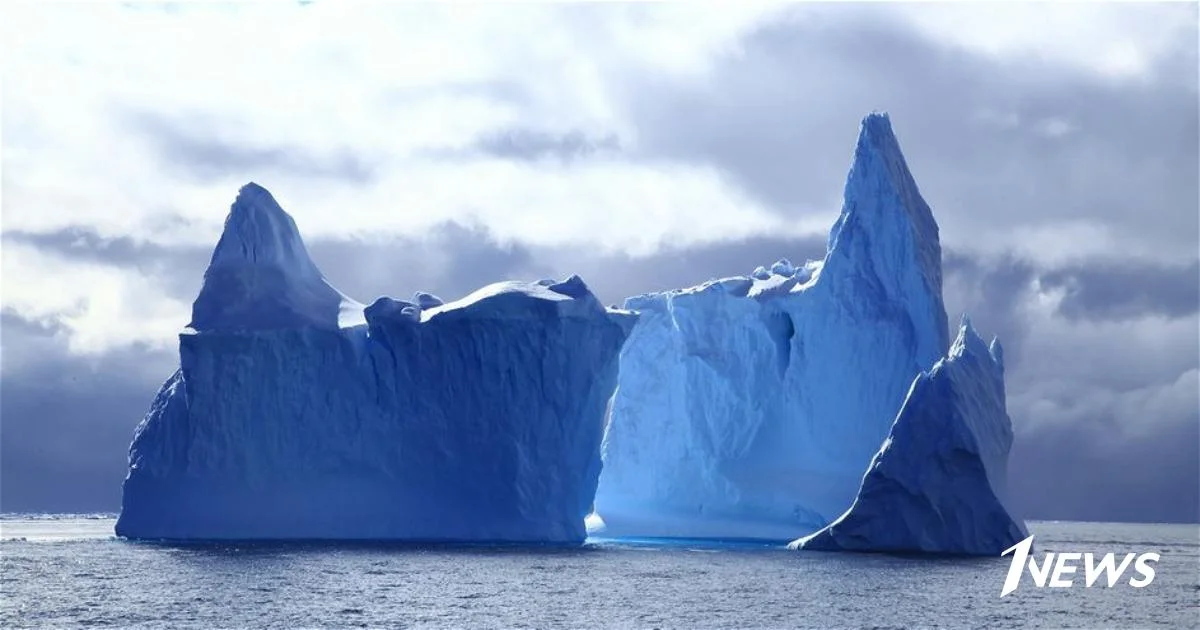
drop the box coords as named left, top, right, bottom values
left=1, top=517, right=1196, bottom=628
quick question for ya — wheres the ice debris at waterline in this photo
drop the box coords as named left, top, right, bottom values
left=791, top=318, right=1028, bottom=555
left=593, top=112, right=1021, bottom=549
left=116, top=183, right=636, bottom=543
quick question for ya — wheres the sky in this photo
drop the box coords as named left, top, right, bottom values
left=1, top=2, right=1197, bottom=523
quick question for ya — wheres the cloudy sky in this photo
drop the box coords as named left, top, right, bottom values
left=2, top=2, right=1196, bottom=523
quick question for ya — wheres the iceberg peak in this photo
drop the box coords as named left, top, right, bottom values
left=211, top=182, right=318, bottom=272
left=856, top=111, right=898, bottom=152
left=828, top=111, right=940, bottom=259
left=190, top=183, right=362, bottom=332
left=950, top=314, right=993, bottom=366
left=850, top=112, right=917, bottom=193
left=823, top=111, right=949, bottom=357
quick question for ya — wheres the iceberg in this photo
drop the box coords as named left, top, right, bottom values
left=790, top=318, right=1028, bottom=555
left=116, top=183, right=636, bottom=543
left=593, top=112, right=955, bottom=540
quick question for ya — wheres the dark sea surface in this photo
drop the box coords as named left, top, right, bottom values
left=1, top=517, right=1196, bottom=629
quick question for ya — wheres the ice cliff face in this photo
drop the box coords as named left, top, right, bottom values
left=791, top=318, right=1028, bottom=555
left=593, top=113, right=953, bottom=539
left=116, top=183, right=636, bottom=543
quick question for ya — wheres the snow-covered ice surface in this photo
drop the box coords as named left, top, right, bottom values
left=791, top=318, right=1028, bottom=555
left=116, top=183, right=636, bottom=544
left=594, top=113, right=962, bottom=540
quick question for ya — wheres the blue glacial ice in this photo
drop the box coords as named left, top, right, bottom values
left=593, top=112, right=960, bottom=540
left=116, top=183, right=636, bottom=543
left=790, top=318, right=1029, bottom=555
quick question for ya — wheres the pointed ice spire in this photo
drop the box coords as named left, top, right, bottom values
left=189, top=183, right=362, bottom=332
left=207, top=183, right=323, bottom=276
left=950, top=314, right=990, bottom=361
left=827, top=112, right=942, bottom=277
left=988, top=337, right=1005, bottom=372
left=821, top=112, right=950, bottom=361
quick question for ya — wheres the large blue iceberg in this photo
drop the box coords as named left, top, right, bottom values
left=116, top=184, right=636, bottom=543
left=790, top=316, right=1028, bottom=555
left=117, top=112, right=1023, bottom=553
left=593, top=112, right=953, bottom=540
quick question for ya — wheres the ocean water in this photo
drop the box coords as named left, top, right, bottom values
left=1, top=517, right=1196, bottom=629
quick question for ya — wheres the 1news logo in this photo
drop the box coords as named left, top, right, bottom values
left=999, top=535, right=1159, bottom=597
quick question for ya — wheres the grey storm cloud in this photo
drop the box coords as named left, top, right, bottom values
left=0, top=311, right=177, bottom=513
left=2, top=6, right=1197, bottom=523
left=941, top=252, right=1039, bottom=367
left=1008, top=407, right=1200, bottom=524
left=3, top=228, right=212, bottom=306
left=619, top=7, right=1199, bottom=260
left=1041, top=260, right=1200, bottom=322
left=419, top=128, right=622, bottom=164
left=3, top=227, right=211, bottom=282
left=473, top=129, right=621, bottom=163
left=126, top=110, right=377, bottom=184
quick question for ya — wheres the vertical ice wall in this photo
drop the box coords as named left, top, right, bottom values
left=117, top=184, right=636, bottom=543
left=594, top=113, right=952, bottom=539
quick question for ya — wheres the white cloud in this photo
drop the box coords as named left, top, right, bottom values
left=1037, top=118, right=1076, bottom=139
left=1006, top=283, right=1200, bottom=436
left=971, top=108, right=1021, bottom=129
left=891, top=2, right=1196, bottom=81
left=1, top=2, right=797, bottom=351
left=986, top=220, right=1129, bottom=266
left=1, top=3, right=789, bottom=249
left=1, top=2, right=1194, bottom=353
left=0, top=243, right=189, bottom=355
